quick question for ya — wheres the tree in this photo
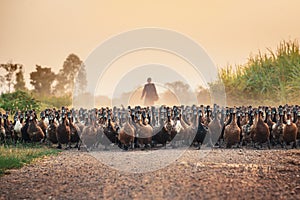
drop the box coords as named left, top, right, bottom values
left=14, top=65, right=26, bottom=91
left=0, top=76, right=5, bottom=94
left=196, top=86, right=211, bottom=105
left=159, top=89, right=180, bottom=106
left=30, top=65, right=56, bottom=96
left=164, top=81, right=196, bottom=105
left=0, top=62, right=22, bottom=93
left=74, top=63, right=88, bottom=96
left=55, top=53, right=83, bottom=95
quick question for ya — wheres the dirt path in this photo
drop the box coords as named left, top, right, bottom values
left=0, top=148, right=300, bottom=200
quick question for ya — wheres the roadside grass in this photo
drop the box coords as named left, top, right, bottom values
left=0, top=143, right=61, bottom=175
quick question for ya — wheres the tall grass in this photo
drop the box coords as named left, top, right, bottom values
left=211, top=39, right=300, bottom=106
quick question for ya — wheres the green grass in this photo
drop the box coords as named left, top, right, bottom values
left=0, top=143, right=61, bottom=175
left=208, top=39, right=300, bottom=106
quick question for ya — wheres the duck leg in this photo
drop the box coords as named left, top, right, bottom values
left=57, top=143, right=62, bottom=149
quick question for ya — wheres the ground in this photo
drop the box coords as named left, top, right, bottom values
left=0, top=148, right=299, bottom=200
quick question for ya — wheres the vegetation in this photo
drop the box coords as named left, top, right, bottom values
left=207, top=39, right=300, bottom=106
left=74, top=62, right=88, bottom=96
left=0, top=63, right=23, bottom=93
left=0, top=144, right=60, bottom=175
left=36, top=94, right=72, bottom=110
left=1, top=40, right=299, bottom=108
left=0, top=90, right=72, bottom=115
left=0, top=90, right=40, bottom=112
left=0, top=53, right=86, bottom=109
left=14, top=65, right=26, bottom=91
left=30, top=65, right=56, bottom=95
left=55, top=54, right=87, bottom=96
left=165, top=81, right=195, bottom=105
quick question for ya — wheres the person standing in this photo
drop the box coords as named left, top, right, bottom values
left=141, top=77, right=159, bottom=106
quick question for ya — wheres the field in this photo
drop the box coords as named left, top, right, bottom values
left=0, top=147, right=299, bottom=199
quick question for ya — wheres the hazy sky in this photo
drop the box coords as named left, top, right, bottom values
left=1, top=0, right=300, bottom=96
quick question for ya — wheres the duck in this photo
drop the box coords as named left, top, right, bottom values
left=224, top=109, right=241, bottom=148
left=282, top=109, right=297, bottom=148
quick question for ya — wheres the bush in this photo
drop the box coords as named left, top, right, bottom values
left=0, top=90, right=40, bottom=112
left=35, top=94, right=72, bottom=109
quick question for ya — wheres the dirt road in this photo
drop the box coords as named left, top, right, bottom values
left=0, top=148, right=299, bottom=199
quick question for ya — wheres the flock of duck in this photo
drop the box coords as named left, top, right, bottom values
left=0, top=104, right=300, bottom=150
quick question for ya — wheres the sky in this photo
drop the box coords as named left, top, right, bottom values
left=1, top=0, right=300, bottom=97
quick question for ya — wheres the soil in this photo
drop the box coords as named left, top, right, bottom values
left=0, top=148, right=299, bottom=200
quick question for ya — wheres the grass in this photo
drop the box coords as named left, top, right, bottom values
left=209, top=39, right=300, bottom=106
left=0, top=143, right=61, bottom=175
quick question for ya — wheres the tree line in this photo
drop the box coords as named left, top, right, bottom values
left=0, top=54, right=87, bottom=111
left=0, top=53, right=87, bottom=96
left=1, top=39, right=299, bottom=111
